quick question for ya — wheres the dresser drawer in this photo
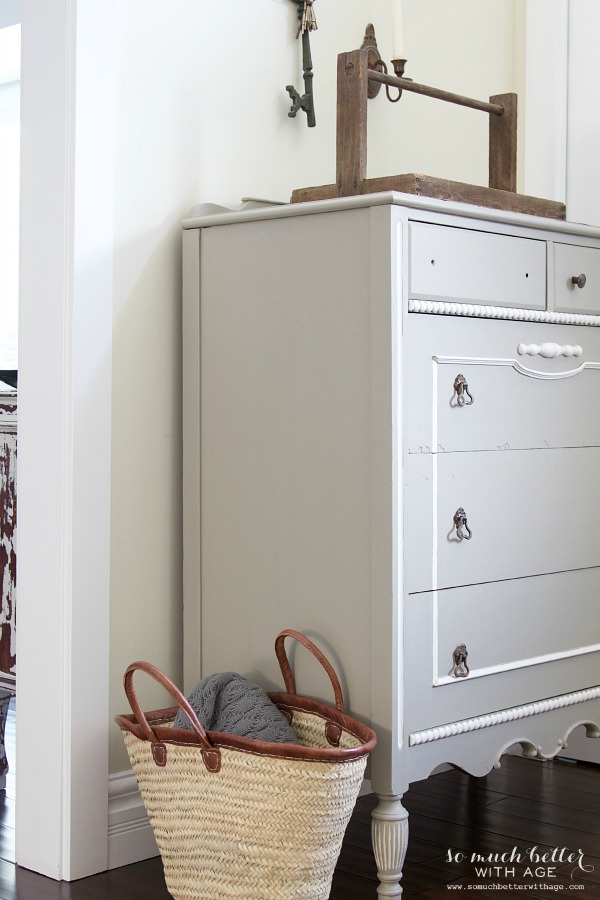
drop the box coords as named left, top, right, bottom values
left=432, top=363, right=600, bottom=453
left=409, top=222, right=546, bottom=309
left=406, top=447, right=600, bottom=593
left=405, top=312, right=600, bottom=453
left=404, top=571, right=600, bottom=734
left=434, top=568, right=600, bottom=682
left=554, top=242, right=600, bottom=314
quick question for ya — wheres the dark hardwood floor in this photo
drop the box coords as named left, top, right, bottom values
left=0, top=698, right=15, bottom=868
left=1, top=721, right=599, bottom=899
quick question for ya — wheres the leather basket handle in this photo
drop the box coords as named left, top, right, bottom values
left=123, top=661, right=220, bottom=771
left=274, top=629, right=345, bottom=712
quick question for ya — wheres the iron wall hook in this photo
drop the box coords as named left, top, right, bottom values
left=286, top=2, right=316, bottom=127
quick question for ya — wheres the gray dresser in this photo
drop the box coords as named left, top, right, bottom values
left=182, top=194, right=600, bottom=897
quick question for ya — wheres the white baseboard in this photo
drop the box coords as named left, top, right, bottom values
left=107, top=771, right=158, bottom=870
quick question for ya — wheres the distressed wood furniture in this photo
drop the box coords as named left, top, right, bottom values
left=291, top=32, right=565, bottom=221
left=0, top=387, right=16, bottom=689
left=182, top=193, right=600, bottom=897
left=0, top=693, right=10, bottom=790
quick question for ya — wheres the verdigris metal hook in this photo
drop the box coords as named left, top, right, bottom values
left=286, top=1, right=316, bottom=127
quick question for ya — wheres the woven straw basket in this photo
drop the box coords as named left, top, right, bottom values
left=115, top=629, right=377, bottom=900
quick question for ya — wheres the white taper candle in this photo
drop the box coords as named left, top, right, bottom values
left=392, top=0, right=405, bottom=58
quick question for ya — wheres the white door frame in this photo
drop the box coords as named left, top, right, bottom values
left=564, top=0, right=600, bottom=226
left=16, top=0, right=115, bottom=880
left=522, top=0, right=569, bottom=204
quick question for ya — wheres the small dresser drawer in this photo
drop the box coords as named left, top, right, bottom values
left=409, top=222, right=546, bottom=309
left=554, top=242, right=600, bottom=314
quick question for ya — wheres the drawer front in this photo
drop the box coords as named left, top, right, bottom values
left=405, top=313, right=600, bottom=453
left=406, top=447, right=600, bottom=593
left=435, top=568, right=600, bottom=683
left=404, top=574, right=600, bottom=734
left=554, top=242, right=600, bottom=314
left=409, top=222, right=546, bottom=309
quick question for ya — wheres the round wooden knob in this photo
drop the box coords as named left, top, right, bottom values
left=571, top=273, right=587, bottom=289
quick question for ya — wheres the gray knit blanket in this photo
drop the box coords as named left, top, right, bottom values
left=174, top=672, right=300, bottom=744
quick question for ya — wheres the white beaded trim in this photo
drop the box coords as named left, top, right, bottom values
left=408, top=298, right=600, bottom=327
left=408, top=685, right=600, bottom=746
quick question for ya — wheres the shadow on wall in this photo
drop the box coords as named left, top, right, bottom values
left=109, top=218, right=185, bottom=774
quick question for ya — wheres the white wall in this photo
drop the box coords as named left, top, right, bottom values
left=108, top=0, right=523, bottom=773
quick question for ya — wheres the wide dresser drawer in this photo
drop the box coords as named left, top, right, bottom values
left=404, top=568, right=600, bottom=735
left=429, top=567, right=600, bottom=682
left=405, top=312, right=600, bottom=453
left=407, top=446, right=600, bottom=592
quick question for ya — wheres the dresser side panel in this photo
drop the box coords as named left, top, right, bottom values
left=195, top=210, right=381, bottom=720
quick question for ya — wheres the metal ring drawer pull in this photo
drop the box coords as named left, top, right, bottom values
left=453, top=507, right=472, bottom=541
left=453, top=644, right=470, bottom=678
left=454, top=374, right=474, bottom=406
left=517, top=342, right=582, bottom=359
left=571, top=273, right=587, bottom=289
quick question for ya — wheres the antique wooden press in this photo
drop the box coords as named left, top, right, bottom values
left=292, top=25, right=565, bottom=220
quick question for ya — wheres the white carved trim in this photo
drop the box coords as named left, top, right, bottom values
left=518, top=341, right=582, bottom=358
left=408, top=685, right=600, bottom=746
left=433, top=353, right=600, bottom=381
left=409, top=298, right=600, bottom=326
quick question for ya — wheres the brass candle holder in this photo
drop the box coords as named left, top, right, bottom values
left=362, top=23, right=408, bottom=102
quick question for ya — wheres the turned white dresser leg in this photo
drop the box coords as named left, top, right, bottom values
left=371, top=793, right=409, bottom=897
